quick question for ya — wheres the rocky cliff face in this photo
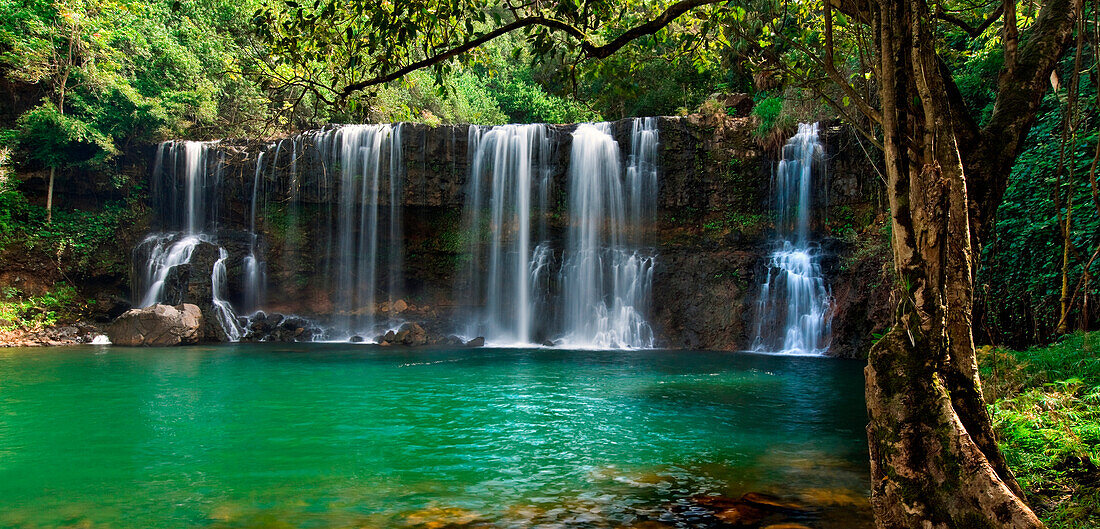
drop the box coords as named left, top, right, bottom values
left=129, top=114, right=889, bottom=357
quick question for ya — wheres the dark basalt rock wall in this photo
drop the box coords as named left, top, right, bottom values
left=134, top=114, right=889, bottom=357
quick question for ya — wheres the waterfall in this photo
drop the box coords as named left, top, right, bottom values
left=242, top=151, right=267, bottom=313
left=212, top=247, right=245, bottom=341
left=136, top=234, right=200, bottom=307
left=135, top=141, right=213, bottom=307
left=147, top=140, right=215, bottom=235
left=460, top=124, right=554, bottom=345
left=135, top=119, right=666, bottom=347
left=134, top=140, right=244, bottom=341
left=311, top=124, right=403, bottom=338
left=388, top=124, right=405, bottom=303
left=557, top=123, right=656, bottom=349
left=626, top=117, right=659, bottom=246
left=457, top=120, right=657, bottom=348
left=752, top=123, right=832, bottom=355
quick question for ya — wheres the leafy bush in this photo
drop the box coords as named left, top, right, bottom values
left=751, top=95, right=794, bottom=138
left=490, top=68, right=600, bottom=124
left=17, top=104, right=116, bottom=170
left=0, top=282, right=79, bottom=330
left=0, top=147, right=29, bottom=238
left=367, top=69, right=508, bottom=125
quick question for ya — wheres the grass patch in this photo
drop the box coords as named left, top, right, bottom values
left=980, top=332, right=1100, bottom=529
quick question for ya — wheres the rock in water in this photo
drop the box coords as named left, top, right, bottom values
left=108, top=304, right=203, bottom=346
left=396, top=322, right=427, bottom=345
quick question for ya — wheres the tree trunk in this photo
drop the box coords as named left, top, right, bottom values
left=863, top=0, right=1075, bottom=526
left=46, top=166, right=55, bottom=224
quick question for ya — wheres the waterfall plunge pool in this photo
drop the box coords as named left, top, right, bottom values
left=0, top=345, right=870, bottom=529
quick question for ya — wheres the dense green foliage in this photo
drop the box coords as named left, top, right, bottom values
left=981, top=332, right=1100, bottom=529
left=1, top=0, right=271, bottom=145
left=979, top=50, right=1100, bottom=346
left=0, top=282, right=78, bottom=330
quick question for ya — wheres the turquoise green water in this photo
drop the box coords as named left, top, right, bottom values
left=0, top=345, right=870, bottom=528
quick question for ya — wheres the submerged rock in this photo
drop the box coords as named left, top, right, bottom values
left=108, top=304, right=203, bottom=346
left=739, top=492, right=808, bottom=512
left=686, top=492, right=811, bottom=528
left=404, top=506, right=483, bottom=528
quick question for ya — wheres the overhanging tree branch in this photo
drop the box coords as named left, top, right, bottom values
left=932, top=4, right=1003, bottom=37
left=966, top=0, right=1078, bottom=244
left=824, top=0, right=883, bottom=125
left=337, top=0, right=723, bottom=99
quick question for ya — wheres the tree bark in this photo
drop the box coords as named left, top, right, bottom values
left=864, top=0, right=1076, bottom=526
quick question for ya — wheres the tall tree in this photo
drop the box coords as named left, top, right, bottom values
left=254, top=0, right=1080, bottom=525
left=844, top=0, right=1077, bottom=524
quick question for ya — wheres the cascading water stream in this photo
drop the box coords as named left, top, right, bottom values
left=310, top=124, right=404, bottom=339
left=460, top=124, right=553, bottom=345
left=135, top=141, right=210, bottom=307
left=557, top=122, right=655, bottom=349
left=752, top=123, right=832, bottom=355
left=135, top=140, right=246, bottom=340
left=136, top=234, right=200, bottom=307
left=212, top=247, right=245, bottom=341
left=388, top=124, right=405, bottom=304
left=242, top=150, right=267, bottom=313
left=626, top=117, right=659, bottom=246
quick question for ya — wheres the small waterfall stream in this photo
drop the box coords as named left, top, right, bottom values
left=558, top=122, right=655, bottom=349
left=752, top=123, right=833, bottom=355
left=460, top=124, right=554, bottom=345
left=212, top=247, right=245, bottom=341
left=134, top=140, right=244, bottom=340
left=242, top=150, right=267, bottom=313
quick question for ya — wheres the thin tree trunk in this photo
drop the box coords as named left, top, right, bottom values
left=47, top=17, right=76, bottom=227
left=1058, top=193, right=1075, bottom=333
left=46, top=166, right=55, bottom=224
left=1056, top=10, right=1086, bottom=334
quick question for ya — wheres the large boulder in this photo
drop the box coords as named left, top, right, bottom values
left=107, top=304, right=203, bottom=346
